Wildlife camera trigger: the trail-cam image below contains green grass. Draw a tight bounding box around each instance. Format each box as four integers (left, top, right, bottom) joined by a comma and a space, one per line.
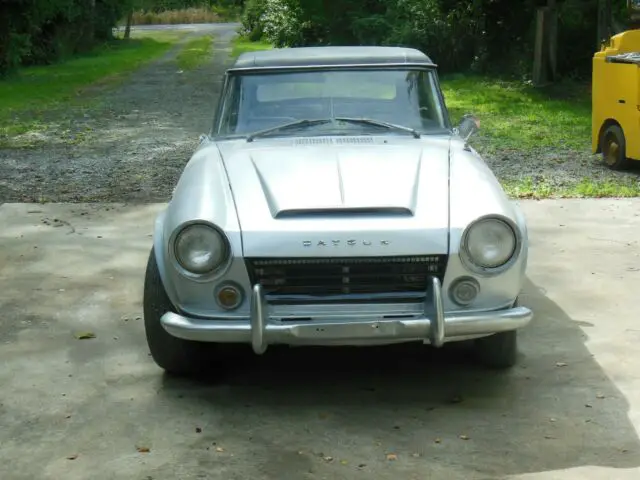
503, 177, 640, 199
0, 31, 183, 142
440, 74, 592, 153
176, 35, 214, 71
230, 36, 273, 58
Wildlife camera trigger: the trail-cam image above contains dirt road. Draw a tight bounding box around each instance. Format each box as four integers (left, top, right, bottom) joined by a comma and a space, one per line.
0, 23, 238, 203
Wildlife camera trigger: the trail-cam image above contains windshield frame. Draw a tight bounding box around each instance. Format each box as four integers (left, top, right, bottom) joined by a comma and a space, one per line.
210, 65, 454, 140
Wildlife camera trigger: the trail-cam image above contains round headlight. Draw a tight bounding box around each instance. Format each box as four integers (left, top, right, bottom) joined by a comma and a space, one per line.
463, 218, 517, 269
174, 224, 229, 274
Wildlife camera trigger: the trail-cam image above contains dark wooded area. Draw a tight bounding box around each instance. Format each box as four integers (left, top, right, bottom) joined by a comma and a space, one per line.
1, 0, 637, 79
241, 0, 635, 80
0, 0, 242, 75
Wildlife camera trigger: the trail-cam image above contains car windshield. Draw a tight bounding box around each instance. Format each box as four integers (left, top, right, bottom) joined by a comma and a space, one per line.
214, 68, 450, 138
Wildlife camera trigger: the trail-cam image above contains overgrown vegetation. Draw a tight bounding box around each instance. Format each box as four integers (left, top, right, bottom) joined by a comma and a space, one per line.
176, 35, 214, 70
128, 0, 243, 24
230, 35, 272, 58
504, 177, 640, 199
239, 0, 630, 80
0, 0, 241, 76
441, 75, 592, 152
0, 0, 129, 76
0, 31, 182, 142
131, 7, 221, 24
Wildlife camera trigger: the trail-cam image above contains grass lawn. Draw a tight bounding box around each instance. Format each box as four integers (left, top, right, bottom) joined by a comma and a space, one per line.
231, 36, 274, 58
440, 74, 592, 153
176, 35, 214, 71
0, 30, 185, 142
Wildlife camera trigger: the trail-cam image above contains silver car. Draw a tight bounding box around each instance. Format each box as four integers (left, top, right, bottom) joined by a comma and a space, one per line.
143, 45, 534, 376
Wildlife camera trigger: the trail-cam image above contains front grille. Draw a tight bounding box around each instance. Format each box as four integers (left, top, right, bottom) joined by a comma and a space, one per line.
245, 255, 448, 300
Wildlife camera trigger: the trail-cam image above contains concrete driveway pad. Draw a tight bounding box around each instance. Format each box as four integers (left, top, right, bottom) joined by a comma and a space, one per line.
1, 199, 640, 479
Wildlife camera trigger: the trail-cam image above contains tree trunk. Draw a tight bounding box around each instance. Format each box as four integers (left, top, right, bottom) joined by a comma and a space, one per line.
597, 0, 613, 48
124, 9, 134, 40
86, 0, 96, 45
532, 7, 549, 86
547, 0, 557, 82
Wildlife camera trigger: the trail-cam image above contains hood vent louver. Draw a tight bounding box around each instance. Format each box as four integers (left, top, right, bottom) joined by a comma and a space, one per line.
293, 137, 375, 146
335, 137, 374, 144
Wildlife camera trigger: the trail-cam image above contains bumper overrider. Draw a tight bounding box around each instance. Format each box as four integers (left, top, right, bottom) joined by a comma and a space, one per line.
160, 277, 533, 354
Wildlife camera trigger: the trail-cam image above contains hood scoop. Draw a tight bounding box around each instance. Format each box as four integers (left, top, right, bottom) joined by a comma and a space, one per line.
274, 206, 413, 219
250, 149, 422, 219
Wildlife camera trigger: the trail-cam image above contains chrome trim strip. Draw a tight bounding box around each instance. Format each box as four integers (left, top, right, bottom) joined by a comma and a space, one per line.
226, 63, 438, 73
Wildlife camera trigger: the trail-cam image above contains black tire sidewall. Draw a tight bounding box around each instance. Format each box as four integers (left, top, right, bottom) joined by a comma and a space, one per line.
601, 124, 628, 169
143, 247, 210, 375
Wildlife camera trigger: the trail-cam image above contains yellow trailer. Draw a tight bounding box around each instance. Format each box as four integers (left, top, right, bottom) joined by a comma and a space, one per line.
592, 29, 640, 170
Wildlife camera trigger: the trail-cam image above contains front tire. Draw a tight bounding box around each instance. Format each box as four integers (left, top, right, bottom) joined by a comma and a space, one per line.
143, 247, 211, 376
600, 124, 630, 171
473, 298, 521, 369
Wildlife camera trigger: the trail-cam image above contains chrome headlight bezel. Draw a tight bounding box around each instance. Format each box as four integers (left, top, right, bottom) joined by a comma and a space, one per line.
170, 221, 231, 280
459, 215, 521, 277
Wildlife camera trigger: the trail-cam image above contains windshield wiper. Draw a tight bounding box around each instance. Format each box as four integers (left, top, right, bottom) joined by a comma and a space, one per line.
246, 119, 332, 142
245, 116, 421, 142
332, 117, 421, 138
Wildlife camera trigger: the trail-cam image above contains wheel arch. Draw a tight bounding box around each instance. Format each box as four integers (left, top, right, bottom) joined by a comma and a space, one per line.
150, 209, 181, 312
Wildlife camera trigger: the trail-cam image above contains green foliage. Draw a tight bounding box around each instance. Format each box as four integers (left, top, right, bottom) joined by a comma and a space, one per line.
240, 0, 631, 79
0, 0, 244, 74
176, 35, 213, 70
440, 74, 591, 152
230, 35, 272, 57
0, 0, 130, 76
241, 0, 269, 41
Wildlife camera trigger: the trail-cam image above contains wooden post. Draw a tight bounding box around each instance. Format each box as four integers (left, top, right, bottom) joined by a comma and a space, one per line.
532, 7, 549, 86
547, 0, 557, 82
124, 9, 134, 39
597, 0, 613, 48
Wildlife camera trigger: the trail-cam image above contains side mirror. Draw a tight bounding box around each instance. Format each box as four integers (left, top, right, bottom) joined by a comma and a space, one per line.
456, 114, 481, 141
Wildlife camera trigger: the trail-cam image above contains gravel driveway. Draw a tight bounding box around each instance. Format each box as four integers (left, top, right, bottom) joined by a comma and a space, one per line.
0, 23, 239, 203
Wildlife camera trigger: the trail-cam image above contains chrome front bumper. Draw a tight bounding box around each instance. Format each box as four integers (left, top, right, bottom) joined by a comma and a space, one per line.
160, 277, 534, 355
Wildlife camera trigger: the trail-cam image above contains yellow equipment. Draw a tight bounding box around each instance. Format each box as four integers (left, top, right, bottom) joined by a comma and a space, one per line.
592, 29, 640, 170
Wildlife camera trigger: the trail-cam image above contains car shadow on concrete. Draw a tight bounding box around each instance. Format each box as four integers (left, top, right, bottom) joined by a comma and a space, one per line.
159, 277, 640, 477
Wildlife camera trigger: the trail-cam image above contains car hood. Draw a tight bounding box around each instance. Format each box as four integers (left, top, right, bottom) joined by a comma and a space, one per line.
219, 137, 451, 257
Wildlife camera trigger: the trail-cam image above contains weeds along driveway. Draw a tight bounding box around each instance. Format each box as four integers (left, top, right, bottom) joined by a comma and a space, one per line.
0, 23, 239, 203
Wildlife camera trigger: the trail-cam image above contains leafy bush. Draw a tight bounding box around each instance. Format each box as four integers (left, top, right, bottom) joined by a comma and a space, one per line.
241, 0, 268, 41
0, 0, 130, 76
261, 0, 305, 47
